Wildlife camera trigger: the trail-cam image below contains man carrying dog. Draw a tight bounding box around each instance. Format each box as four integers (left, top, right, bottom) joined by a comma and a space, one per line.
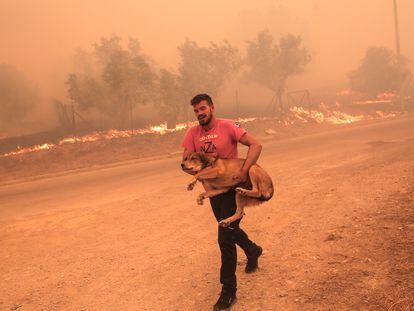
181, 94, 263, 310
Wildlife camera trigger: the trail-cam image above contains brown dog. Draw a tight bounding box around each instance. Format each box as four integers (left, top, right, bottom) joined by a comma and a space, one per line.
181, 152, 274, 227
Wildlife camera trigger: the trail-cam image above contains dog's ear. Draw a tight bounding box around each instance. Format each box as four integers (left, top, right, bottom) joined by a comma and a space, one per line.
199, 152, 212, 167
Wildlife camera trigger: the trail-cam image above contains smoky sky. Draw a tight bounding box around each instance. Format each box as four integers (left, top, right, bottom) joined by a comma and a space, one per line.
0, 0, 413, 100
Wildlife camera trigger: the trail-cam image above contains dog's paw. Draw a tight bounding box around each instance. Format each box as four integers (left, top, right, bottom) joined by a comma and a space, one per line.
197, 194, 205, 205
235, 187, 248, 196
219, 218, 232, 227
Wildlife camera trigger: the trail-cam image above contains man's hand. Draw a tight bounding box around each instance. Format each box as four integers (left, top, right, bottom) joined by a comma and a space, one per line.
232, 168, 249, 183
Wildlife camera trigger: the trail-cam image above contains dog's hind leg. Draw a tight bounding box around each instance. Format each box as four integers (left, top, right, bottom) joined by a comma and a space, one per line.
219, 192, 246, 227
235, 167, 261, 198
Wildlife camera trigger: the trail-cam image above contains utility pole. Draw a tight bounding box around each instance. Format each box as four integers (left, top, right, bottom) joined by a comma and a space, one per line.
130, 102, 134, 135
235, 90, 239, 119
71, 102, 76, 142
393, 0, 405, 110
393, 0, 401, 55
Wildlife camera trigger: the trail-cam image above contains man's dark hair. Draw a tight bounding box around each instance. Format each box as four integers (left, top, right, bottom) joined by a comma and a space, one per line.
190, 94, 214, 106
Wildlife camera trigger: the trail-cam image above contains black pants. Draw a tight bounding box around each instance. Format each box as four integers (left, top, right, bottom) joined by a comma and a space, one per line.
209, 189, 256, 294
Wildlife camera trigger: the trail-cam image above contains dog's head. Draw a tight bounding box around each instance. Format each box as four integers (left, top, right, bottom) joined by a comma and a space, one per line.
181, 152, 215, 175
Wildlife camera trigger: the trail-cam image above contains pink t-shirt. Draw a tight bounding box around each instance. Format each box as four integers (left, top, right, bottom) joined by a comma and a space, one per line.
181, 118, 246, 159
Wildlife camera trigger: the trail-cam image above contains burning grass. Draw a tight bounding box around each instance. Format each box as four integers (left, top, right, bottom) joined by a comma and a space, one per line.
1, 107, 400, 158
0, 106, 403, 184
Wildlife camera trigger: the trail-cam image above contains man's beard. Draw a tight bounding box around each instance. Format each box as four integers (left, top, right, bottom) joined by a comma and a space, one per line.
198, 114, 212, 126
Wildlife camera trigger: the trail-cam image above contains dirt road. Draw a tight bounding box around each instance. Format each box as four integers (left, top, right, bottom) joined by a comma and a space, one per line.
1, 115, 413, 310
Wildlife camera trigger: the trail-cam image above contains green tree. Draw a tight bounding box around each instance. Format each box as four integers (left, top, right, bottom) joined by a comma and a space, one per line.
65, 74, 110, 112
157, 69, 185, 129
349, 46, 411, 96
93, 35, 123, 66
102, 49, 155, 124
243, 30, 311, 117
178, 39, 241, 99
66, 35, 156, 127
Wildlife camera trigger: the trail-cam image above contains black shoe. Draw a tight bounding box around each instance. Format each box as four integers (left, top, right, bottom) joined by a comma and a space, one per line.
245, 244, 263, 273
213, 290, 237, 310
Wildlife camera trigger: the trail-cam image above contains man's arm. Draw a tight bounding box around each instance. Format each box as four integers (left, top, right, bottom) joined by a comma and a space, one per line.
233, 133, 262, 182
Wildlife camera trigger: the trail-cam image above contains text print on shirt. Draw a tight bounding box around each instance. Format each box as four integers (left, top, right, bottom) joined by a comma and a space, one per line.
200, 140, 217, 155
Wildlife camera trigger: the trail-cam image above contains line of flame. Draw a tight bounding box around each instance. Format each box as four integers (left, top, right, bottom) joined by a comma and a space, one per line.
290, 107, 366, 124
1, 109, 399, 158
4, 143, 55, 157
1, 118, 254, 157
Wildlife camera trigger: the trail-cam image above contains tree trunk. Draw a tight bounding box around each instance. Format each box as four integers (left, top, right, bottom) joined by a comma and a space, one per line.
277, 91, 284, 119
276, 78, 286, 120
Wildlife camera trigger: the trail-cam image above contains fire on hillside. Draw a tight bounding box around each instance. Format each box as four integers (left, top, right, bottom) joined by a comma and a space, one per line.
1, 106, 400, 158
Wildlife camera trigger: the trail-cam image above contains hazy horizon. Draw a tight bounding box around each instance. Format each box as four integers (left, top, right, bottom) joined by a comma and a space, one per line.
0, 0, 413, 135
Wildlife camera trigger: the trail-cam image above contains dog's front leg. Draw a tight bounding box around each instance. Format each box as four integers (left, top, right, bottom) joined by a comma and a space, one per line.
197, 188, 230, 205
194, 167, 220, 180
189, 167, 220, 191
197, 193, 206, 205
187, 178, 197, 191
